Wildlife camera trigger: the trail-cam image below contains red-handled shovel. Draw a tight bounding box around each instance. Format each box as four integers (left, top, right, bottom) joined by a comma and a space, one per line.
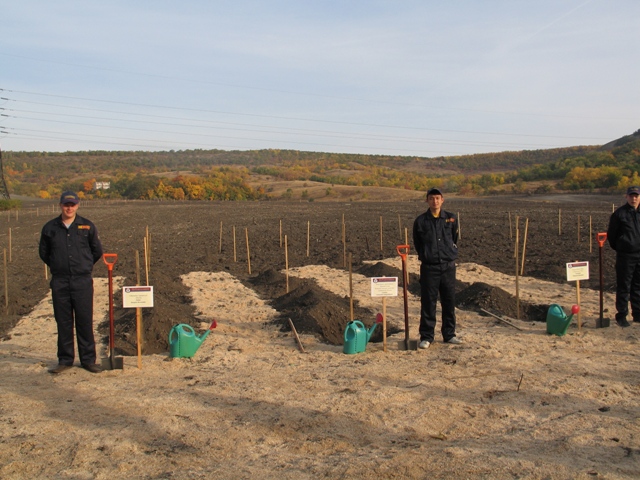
396, 245, 417, 350
596, 233, 610, 328
101, 254, 124, 370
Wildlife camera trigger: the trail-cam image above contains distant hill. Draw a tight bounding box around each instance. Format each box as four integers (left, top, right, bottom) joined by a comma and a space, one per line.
2, 130, 639, 200
601, 129, 640, 151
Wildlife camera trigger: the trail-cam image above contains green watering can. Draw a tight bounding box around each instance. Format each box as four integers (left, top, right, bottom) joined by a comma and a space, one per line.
546, 304, 579, 336
343, 314, 383, 354
169, 320, 217, 358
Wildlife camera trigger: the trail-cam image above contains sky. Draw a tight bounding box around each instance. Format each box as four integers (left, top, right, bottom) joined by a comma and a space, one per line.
1, 0, 639, 157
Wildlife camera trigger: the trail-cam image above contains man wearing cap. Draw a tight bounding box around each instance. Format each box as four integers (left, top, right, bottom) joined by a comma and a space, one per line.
607, 186, 640, 327
413, 187, 461, 348
39, 191, 104, 373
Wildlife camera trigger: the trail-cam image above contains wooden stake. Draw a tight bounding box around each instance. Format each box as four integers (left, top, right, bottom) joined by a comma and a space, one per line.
288, 318, 305, 353
576, 279, 581, 331
145, 226, 150, 271
3, 249, 7, 311
233, 226, 237, 262
135, 250, 142, 370
285, 235, 289, 293
379, 216, 383, 251
480, 308, 523, 331
558, 208, 562, 235
458, 212, 461, 240
349, 253, 354, 322
520, 218, 529, 276
513, 216, 519, 258
515, 217, 520, 320
44, 263, 48, 280
8, 228, 11, 263
136, 250, 141, 285
306, 221, 310, 257
589, 216, 593, 253
342, 220, 346, 269
245, 228, 251, 275
382, 297, 387, 353
404, 227, 408, 247
219, 221, 223, 254
279, 219, 282, 248
143, 237, 150, 286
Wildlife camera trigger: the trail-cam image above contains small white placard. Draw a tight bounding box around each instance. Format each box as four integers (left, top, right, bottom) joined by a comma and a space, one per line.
122, 286, 154, 308
566, 262, 589, 282
371, 277, 398, 297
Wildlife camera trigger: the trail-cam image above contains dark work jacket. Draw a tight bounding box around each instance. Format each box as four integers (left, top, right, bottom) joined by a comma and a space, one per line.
607, 203, 640, 254
413, 209, 459, 265
39, 214, 103, 277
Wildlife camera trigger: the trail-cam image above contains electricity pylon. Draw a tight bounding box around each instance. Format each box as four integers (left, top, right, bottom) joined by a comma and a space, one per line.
0, 143, 10, 200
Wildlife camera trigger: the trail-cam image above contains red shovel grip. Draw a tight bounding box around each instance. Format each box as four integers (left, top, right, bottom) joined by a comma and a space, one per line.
396, 244, 410, 260
596, 232, 607, 248
102, 253, 118, 271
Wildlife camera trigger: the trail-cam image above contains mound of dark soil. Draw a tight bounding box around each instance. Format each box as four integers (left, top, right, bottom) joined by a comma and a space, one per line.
248, 268, 400, 345
99, 270, 196, 355
456, 282, 548, 322
357, 261, 401, 278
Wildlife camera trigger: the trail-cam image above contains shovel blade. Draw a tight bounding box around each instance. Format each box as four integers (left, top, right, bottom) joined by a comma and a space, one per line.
101, 356, 124, 370
397, 339, 419, 351
596, 317, 610, 328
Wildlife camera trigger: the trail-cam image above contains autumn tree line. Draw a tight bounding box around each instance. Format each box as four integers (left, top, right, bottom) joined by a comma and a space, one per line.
2, 130, 639, 201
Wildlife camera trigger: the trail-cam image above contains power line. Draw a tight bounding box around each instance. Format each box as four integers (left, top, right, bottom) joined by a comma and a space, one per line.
1, 88, 612, 141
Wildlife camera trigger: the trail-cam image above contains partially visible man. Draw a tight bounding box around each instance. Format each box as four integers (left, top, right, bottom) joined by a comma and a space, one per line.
413, 187, 461, 349
607, 186, 640, 327
39, 191, 104, 373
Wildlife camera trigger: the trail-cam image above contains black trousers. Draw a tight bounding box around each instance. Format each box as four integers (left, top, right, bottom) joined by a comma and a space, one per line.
615, 253, 640, 321
419, 261, 456, 342
50, 275, 96, 365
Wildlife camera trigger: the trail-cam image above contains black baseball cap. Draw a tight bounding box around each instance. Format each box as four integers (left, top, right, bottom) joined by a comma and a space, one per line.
627, 186, 640, 195
59, 191, 80, 205
426, 187, 443, 197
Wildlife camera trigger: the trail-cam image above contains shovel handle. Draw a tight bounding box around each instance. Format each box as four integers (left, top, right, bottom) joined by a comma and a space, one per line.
396, 244, 410, 260
103, 253, 118, 271
596, 232, 607, 248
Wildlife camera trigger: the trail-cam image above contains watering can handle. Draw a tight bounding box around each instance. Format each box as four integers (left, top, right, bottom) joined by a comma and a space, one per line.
103, 253, 118, 271
596, 232, 607, 248
396, 244, 410, 260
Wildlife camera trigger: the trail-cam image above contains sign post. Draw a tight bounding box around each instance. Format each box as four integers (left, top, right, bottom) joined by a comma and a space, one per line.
566, 261, 589, 330
371, 277, 398, 352
123, 285, 154, 369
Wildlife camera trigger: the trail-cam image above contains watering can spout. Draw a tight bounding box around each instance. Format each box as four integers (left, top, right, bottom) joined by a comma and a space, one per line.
195, 319, 217, 346
366, 314, 383, 342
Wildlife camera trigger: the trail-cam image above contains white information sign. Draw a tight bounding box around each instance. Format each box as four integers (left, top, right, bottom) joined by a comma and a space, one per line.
371, 277, 398, 297
566, 262, 589, 282
122, 286, 154, 308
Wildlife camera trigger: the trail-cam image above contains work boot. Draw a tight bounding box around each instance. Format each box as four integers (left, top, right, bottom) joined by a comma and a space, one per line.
82, 363, 103, 374
49, 364, 73, 374
445, 337, 463, 345
617, 318, 631, 328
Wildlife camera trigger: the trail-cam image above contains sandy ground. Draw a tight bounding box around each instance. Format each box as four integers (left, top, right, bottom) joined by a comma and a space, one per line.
1, 257, 639, 479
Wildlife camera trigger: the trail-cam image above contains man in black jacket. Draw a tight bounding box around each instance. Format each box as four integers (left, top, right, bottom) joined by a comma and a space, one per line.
413, 188, 461, 349
39, 191, 104, 373
607, 186, 640, 327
